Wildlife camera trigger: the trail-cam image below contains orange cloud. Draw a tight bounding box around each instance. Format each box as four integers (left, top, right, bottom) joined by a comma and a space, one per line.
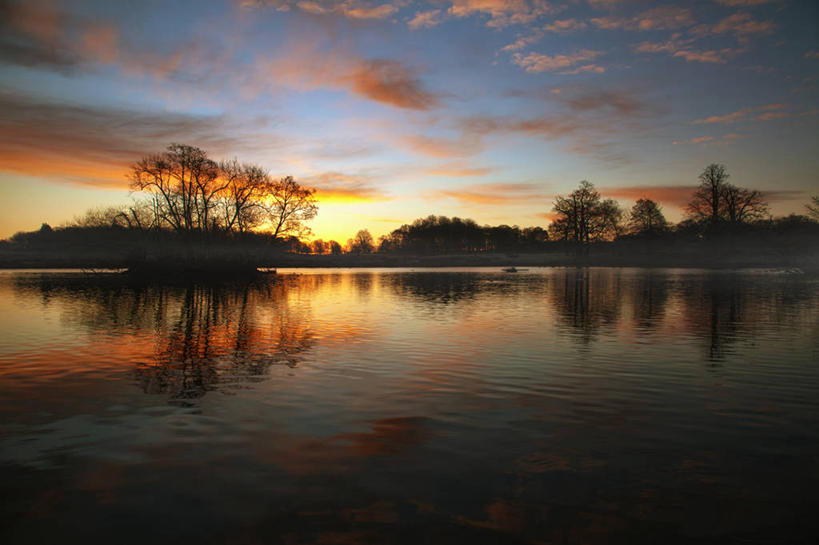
2, 0, 62, 45
243, 0, 399, 20
710, 12, 776, 37
447, 0, 559, 28
634, 38, 737, 64
536, 211, 559, 222
0, 93, 284, 188
543, 18, 587, 33
346, 60, 440, 110
301, 171, 390, 203
423, 164, 493, 177
601, 185, 700, 208
431, 182, 547, 205
407, 9, 443, 29
756, 111, 789, 121
512, 49, 601, 73
500, 32, 543, 52
79, 24, 119, 63
692, 103, 786, 124
716, 0, 776, 5
260, 50, 440, 110
591, 6, 693, 31
403, 134, 482, 158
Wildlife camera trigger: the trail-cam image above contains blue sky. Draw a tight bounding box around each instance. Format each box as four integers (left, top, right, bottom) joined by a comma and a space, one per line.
1, 0, 817, 241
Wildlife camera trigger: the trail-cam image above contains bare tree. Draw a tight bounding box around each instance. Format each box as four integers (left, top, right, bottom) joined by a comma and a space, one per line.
687, 163, 729, 223
266, 176, 318, 239
130, 144, 223, 232
548, 181, 622, 243
347, 229, 374, 254
130, 145, 319, 238
628, 198, 668, 234
219, 160, 270, 233
720, 184, 768, 223
806, 195, 819, 221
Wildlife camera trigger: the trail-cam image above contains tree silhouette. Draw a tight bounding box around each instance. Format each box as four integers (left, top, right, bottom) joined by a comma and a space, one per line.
328, 240, 343, 255
310, 239, 327, 255
628, 198, 667, 235
806, 196, 819, 221
268, 176, 318, 239
347, 229, 374, 254
686, 164, 768, 225
687, 163, 729, 224
130, 144, 223, 232
218, 160, 271, 233
549, 181, 622, 243
128, 144, 317, 238
720, 184, 768, 223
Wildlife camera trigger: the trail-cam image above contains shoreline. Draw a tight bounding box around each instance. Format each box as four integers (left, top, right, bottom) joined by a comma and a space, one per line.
1, 251, 816, 272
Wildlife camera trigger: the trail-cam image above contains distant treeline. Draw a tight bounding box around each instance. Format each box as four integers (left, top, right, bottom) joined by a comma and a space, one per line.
339, 164, 819, 256
2, 160, 819, 268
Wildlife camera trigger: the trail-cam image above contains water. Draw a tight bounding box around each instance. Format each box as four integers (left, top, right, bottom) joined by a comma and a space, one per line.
1, 268, 817, 544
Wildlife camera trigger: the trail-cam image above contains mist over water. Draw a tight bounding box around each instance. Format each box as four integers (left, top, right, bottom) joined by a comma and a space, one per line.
1, 268, 818, 544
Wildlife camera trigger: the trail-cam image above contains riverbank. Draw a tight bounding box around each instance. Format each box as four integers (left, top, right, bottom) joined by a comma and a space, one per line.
2, 248, 817, 271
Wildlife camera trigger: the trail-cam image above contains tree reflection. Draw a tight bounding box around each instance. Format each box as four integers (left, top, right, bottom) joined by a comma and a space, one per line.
15, 275, 315, 404
631, 273, 670, 330
548, 269, 624, 344
387, 273, 486, 305
678, 273, 816, 363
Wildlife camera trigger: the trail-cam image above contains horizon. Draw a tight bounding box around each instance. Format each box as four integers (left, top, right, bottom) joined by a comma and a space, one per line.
1, 0, 818, 242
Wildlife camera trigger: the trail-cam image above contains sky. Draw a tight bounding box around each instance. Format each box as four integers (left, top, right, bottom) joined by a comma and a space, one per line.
0, 0, 817, 242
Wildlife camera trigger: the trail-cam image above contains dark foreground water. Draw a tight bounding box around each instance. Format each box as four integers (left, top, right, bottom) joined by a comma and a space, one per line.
1, 268, 818, 544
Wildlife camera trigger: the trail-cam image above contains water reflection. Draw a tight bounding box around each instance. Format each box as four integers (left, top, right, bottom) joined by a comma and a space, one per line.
548, 268, 625, 344
11, 274, 314, 404
1, 269, 818, 544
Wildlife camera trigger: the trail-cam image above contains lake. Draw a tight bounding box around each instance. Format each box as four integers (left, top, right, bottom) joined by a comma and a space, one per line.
1, 268, 817, 544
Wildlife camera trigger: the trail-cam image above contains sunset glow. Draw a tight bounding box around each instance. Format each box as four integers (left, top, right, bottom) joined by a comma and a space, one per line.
1, 0, 817, 241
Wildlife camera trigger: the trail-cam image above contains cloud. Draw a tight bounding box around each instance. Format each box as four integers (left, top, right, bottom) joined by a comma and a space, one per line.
634, 37, 737, 64
447, 0, 559, 28
301, 171, 389, 202
671, 136, 713, 145
402, 134, 482, 158
601, 185, 700, 208
760, 189, 807, 202
671, 49, 734, 63
243, 0, 400, 20
423, 163, 493, 177
500, 32, 544, 52
346, 59, 439, 110
591, 6, 694, 31
452, 87, 664, 163
512, 49, 602, 73
692, 103, 785, 124
0, 93, 282, 189
536, 211, 559, 222
543, 18, 587, 33
559, 89, 664, 117
407, 9, 443, 29
0, 1, 122, 71
715, 0, 777, 7
259, 50, 440, 110
431, 182, 547, 205
709, 12, 776, 37
756, 111, 788, 121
